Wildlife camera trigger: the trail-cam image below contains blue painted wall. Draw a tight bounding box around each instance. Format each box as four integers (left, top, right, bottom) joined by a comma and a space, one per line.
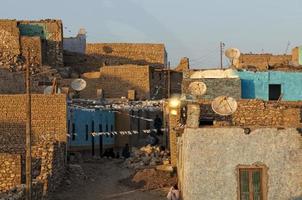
68, 108, 115, 147
237, 70, 302, 101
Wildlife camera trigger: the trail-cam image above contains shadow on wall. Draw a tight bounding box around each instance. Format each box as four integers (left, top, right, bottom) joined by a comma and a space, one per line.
76, 73, 153, 100
63, 50, 164, 75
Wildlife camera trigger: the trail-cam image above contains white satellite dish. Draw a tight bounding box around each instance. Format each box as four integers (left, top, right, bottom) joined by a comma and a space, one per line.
225, 48, 240, 59
71, 79, 87, 91
211, 96, 238, 116
225, 48, 241, 68
44, 86, 61, 95
188, 81, 207, 96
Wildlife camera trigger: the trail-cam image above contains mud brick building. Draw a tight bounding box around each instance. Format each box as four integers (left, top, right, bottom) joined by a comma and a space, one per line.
0, 94, 67, 198
62, 64, 182, 100
0, 19, 63, 69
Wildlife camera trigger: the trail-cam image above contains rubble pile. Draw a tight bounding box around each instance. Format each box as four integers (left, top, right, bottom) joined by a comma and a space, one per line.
62, 164, 87, 186
124, 145, 170, 169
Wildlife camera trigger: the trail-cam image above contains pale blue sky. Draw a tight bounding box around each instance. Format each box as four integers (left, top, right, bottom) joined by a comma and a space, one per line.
1, 0, 302, 67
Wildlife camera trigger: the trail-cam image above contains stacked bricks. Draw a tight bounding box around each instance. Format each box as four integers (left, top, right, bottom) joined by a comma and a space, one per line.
0, 154, 21, 192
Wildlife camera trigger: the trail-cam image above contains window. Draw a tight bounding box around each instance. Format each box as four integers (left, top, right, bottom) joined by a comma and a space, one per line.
85, 124, 89, 141
72, 123, 76, 141
106, 124, 109, 138
238, 166, 266, 200
269, 84, 281, 100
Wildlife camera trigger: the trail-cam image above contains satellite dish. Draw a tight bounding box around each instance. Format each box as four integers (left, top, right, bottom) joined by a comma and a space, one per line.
188, 81, 207, 96
225, 48, 241, 68
211, 96, 238, 116
225, 48, 241, 59
71, 79, 87, 91
44, 86, 61, 95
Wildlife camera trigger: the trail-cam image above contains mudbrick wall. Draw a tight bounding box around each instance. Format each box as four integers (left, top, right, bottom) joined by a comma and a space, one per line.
85, 43, 167, 67
0, 154, 21, 192
238, 53, 292, 70
0, 94, 67, 195
179, 128, 302, 200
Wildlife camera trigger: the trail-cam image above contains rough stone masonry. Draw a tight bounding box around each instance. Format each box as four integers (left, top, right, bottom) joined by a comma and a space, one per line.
0, 94, 67, 196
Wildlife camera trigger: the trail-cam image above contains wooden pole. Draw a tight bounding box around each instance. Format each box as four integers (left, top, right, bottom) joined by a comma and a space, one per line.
220, 42, 223, 69
25, 49, 32, 200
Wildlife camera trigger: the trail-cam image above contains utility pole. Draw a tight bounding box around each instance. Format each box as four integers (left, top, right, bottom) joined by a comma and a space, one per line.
167, 62, 171, 98
25, 49, 32, 200
220, 42, 225, 69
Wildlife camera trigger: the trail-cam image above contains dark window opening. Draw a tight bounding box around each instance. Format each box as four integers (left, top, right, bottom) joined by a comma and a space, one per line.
199, 118, 214, 126
106, 124, 109, 138
72, 123, 76, 141
239, 168, 263, 200
269, 84, 281, 100
85, 124, 89, 141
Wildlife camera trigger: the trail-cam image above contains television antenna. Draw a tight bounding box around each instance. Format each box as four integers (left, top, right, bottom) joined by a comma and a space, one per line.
225, 48, 241, 68
211, 96, 238, 116
188, 81, 207, 96
71, 79, 87, 91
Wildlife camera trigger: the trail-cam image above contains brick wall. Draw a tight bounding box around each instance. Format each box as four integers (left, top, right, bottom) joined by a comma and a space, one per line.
0, 20, 20, 68
85, 43, 167, 68
0, 154, 21, 192
239, 54, 292, 70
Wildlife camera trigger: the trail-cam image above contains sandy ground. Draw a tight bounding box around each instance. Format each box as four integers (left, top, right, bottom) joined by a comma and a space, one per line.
49, 159, 168, 200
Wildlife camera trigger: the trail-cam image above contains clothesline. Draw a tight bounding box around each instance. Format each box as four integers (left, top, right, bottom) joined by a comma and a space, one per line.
67, 128, 167, 137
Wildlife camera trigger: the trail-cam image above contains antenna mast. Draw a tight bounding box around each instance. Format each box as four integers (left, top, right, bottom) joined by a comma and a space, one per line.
220, 42, 225, 69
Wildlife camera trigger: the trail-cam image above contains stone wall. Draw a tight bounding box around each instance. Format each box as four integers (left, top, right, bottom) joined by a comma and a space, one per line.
0, 94, 67, 195
198, 99, 302, 127
85, 43, 167, 68
18, 20, 64, 67
21, 36, 42, 67
0, 154, 21, 192
0, 20, 21, 68
63, 30, 86, 54
78, 65, 151, 100
182, 78, 241, 99
238, 53, 292, 70
179, 128, 302, 200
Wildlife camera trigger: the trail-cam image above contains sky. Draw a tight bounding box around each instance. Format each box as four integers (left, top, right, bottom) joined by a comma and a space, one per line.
1, 0, 302, 68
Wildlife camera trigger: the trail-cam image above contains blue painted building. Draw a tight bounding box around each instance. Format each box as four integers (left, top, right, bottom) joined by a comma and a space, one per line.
237, 70, 302, 101
68, 107, 115, 155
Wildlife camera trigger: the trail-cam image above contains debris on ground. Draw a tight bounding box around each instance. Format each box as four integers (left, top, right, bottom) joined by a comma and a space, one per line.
120, 168, 177, 190
124, 145, 171, 169
61, 164, 88, 186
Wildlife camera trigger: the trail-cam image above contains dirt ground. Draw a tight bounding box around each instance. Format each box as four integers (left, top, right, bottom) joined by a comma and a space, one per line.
49, 159, 168, 200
